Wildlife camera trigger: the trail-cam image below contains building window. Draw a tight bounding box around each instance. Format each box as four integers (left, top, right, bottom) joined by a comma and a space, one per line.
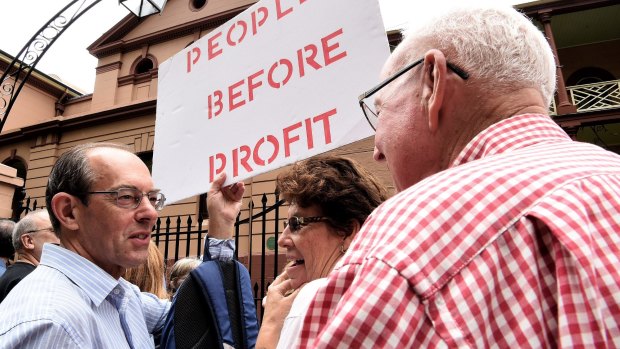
118, 55, 159, 87
190, 0, 207, 11
135, 57, 154, 74
138, 151, 153, 173
566, 67, 615, 86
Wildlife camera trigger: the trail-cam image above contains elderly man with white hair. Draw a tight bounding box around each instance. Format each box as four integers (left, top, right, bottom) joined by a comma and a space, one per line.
257, 4, 620, 348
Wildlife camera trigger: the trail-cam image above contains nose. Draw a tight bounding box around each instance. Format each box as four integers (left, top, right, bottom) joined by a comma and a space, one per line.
135, 196, 159, 226
278, 226, 292, 248
373, 146, 385, 162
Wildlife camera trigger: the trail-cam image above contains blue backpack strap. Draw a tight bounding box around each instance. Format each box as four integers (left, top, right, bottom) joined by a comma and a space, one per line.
235, 261, 259, 348
160, 294, 177, 348
203, 235, 258, 348
192, 261, 235, 346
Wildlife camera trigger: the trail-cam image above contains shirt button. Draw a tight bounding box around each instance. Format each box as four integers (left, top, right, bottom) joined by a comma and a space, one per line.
113, 289, 120, 295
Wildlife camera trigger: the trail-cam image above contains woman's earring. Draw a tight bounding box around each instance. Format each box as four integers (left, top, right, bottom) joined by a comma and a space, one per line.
340, 241, 347, 254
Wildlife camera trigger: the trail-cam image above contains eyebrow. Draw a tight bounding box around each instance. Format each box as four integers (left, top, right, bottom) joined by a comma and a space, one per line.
108, 185, 161, 192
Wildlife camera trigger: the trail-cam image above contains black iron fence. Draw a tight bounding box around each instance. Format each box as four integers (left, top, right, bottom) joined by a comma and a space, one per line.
17, 191, 286, 319
13, 194, 38, 221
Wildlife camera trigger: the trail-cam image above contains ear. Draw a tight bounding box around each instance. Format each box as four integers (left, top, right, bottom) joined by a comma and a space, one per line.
342, 220, 362, 248
51, 193, 81, 231
21, 233, 35, 250
421, 50, 448, 133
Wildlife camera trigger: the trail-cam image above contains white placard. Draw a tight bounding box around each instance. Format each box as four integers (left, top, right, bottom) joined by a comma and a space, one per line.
154, 0, 390, 204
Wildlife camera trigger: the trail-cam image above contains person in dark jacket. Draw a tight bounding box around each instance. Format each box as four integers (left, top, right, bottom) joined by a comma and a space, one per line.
0, 209, 58, 303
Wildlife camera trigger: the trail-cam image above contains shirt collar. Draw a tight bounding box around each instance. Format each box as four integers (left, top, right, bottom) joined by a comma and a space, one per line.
451, 114, 571, 167
40, 243, 120, 307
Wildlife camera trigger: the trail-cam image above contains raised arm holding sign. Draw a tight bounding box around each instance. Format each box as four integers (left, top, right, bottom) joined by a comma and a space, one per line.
154, 0, 390, 204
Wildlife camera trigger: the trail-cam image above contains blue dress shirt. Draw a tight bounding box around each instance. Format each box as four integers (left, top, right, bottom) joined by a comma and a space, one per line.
0, 244, 171, 349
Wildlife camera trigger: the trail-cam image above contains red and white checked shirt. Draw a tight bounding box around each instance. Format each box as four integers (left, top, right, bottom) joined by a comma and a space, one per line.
298, 114, 620, 348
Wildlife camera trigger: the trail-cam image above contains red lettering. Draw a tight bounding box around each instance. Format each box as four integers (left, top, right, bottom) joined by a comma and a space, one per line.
251, 7, 269, 35
228, 79, 246, 111
322, 28, 347, 66
207, 107, 337, 181
304, 118, 314, 150
313, 108, 337, 144
233, 145, 252, 176
253, 135, 279, 166
227, 20, 248, 47
296, 48, 305, 78
209, 153, 226, 182
265, 135, 279, 164
208, 90, 223, 119
267, 59, 293, 88
248, 70, 264, 102
186, 47, 201, 73
208, 32, 223, 60
283, 122, 302, 157
275, 0, 293, 20
303, 44, 321, 69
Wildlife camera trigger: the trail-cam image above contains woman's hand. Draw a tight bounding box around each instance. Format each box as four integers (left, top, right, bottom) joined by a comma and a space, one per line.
256, 269, 303, 348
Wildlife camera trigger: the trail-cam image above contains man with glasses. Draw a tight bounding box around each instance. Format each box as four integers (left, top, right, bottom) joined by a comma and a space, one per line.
296, 4, 620, 348
0, 209, 59, 303
0, 143, 242, 348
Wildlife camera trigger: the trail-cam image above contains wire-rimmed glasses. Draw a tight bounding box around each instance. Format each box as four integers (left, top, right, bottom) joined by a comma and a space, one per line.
358, 57, 469, 130
88, 188, 166, 211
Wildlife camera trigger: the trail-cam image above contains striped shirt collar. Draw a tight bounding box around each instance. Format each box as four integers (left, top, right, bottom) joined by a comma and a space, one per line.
40, 243, 120, 307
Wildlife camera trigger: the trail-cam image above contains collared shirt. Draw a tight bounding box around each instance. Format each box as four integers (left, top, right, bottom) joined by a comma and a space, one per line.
0, 243, 170, 349
299, 114, 620, 348
207, 237, 235, 261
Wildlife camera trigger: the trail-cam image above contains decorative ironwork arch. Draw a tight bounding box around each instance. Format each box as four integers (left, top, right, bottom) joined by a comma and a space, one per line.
0, 0, 165, 133
0, 0, 103, 133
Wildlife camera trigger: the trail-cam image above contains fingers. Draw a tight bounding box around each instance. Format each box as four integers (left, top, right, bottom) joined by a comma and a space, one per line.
262, 282, 300, 307
211, 172, 245, 201
268, 275, 295, 297
271, 270, 290, 285
210, 172, 227, 193
223, 181, 245, 201
263, 277, 299, 311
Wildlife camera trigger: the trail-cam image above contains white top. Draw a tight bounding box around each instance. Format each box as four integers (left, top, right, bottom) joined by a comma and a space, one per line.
276, 278, 328, 349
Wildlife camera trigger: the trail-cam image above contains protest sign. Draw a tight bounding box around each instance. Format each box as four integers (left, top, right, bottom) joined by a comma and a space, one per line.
154, 0, 390, 204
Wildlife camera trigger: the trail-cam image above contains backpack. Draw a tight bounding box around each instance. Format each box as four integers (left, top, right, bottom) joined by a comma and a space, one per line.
160, 239, 259, 349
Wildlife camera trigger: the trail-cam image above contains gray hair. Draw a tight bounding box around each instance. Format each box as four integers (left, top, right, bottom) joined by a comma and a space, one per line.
393, 4, 556, 108
12, 209, 49, 251
45, 142, 132, 233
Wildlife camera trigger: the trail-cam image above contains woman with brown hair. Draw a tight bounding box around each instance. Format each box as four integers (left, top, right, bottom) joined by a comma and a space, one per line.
257, 155, 389, 348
